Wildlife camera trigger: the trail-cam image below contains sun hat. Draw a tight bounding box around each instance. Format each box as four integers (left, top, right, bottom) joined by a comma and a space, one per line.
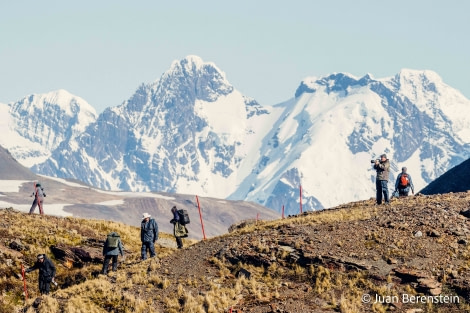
142, 213, 151, 219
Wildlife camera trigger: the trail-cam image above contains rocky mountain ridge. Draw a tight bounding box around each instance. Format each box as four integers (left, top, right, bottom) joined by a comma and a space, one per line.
1, 56, 470, 215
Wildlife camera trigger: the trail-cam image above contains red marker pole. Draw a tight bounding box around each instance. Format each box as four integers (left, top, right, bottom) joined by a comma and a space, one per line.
196, 196, 207, 240
299, 185, 303, 214
282, 205, 285, 219
21, 264, 28, 300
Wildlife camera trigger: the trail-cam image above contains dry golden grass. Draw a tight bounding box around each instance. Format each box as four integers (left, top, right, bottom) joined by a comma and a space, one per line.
0, 208, 179, 312
229, 204, 380, 237
3, 193, 470, 312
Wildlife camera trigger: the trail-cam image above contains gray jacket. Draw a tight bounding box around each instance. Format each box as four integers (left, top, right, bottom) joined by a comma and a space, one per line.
141, 218, 159, 243
374, 159, 390, 181
103, 232, 124, 256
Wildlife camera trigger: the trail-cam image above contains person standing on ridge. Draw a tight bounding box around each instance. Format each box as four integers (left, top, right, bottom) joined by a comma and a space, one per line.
373, 154, 390, 205
395, 167, 415, 197
29, 182, 46, 215
170, 206, 188, 249
140, 213, 159, 260
24, 254, 56, 295
101, 232, 125, 274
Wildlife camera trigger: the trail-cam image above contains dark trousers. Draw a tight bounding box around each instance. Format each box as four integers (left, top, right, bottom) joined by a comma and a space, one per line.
175, 236, 183, 249
376, 180, 389, 204
39, 277, 52, 294
398, 188, 409, 197
102, 255, 118, 274
141, 241, 156, 260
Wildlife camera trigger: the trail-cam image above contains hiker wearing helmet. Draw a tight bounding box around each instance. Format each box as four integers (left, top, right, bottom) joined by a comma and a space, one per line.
29, 183, 46, 215
395, 167, 415, 197
373, 154, 391, 205
140, 213, 159, 260
24, 254, 56, 295
101, 232, 125, 274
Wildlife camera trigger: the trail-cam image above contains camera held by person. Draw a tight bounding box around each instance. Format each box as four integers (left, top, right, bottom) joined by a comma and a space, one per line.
371, 159, 380, 163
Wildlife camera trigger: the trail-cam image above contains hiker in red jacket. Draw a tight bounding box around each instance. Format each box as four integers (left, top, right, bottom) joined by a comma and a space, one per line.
395, 167, 415, 197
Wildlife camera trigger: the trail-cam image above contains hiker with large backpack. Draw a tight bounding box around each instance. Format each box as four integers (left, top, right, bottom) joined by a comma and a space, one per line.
140, 213, 159, 260
101, 232, 124, 274
170, 206, 189, 249
29, 182, 46, 215
395, 167, 415, 197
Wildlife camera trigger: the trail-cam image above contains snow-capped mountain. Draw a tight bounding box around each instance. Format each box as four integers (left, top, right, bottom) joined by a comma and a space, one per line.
231, 71, 470, 214
0, 90, 97, 167
2, 57, 470, 215
33, 56, 275, 195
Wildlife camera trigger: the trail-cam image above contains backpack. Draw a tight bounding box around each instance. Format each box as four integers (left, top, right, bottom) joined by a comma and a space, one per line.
399, 173, 409, 188
107, 234, 120, 248
177, 209, 190, 225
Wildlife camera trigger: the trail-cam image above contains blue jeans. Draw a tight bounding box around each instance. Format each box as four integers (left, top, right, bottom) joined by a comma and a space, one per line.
376, 180, 389, 204
141, 241, 156, 260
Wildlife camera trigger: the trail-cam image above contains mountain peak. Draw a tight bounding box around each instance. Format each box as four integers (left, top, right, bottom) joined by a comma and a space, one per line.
156, 56, 233, 102
13, 89, 97, 118
395, 69, 443, 88
167, 55, 226, 78
295, 72, 361, 98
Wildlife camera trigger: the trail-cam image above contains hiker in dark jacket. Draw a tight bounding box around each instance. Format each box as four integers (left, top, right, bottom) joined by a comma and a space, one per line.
140, 213, 159, 260
29, 183, 46, 215
395, 167, 415, 197
101, 232, 125, 274
373, 154, 391, 205
25, 254, 56, 295
170, 206, 188, 249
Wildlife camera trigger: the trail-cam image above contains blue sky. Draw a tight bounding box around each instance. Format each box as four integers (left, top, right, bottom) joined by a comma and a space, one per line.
1, 1, 469, 113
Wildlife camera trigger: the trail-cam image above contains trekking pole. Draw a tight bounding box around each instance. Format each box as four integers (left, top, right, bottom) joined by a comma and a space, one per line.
21, 264, 28, 300
195, 195, 207, 240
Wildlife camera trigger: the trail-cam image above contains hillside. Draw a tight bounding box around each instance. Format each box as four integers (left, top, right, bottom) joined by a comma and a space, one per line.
2, 192, 470, 312
0, 145, 280, 240
420, 158, 470, 195
0, 146, 36, 180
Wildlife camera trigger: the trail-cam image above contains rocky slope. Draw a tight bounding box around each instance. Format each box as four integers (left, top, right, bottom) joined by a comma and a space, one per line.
2, 191, 470, 312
